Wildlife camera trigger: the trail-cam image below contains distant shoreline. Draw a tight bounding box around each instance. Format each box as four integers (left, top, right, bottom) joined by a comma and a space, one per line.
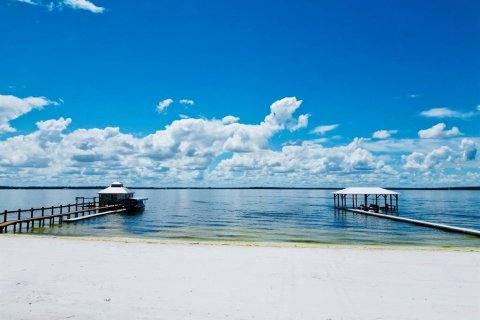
0, 186, 479, 190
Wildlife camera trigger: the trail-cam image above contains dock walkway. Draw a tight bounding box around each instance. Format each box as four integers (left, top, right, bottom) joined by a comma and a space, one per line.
348, 208, 480, 237
0, 203, 124, 233
64, 209, 126, 222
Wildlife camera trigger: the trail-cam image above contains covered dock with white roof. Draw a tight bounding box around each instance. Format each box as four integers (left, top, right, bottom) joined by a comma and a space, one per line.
98, 181, 134, 205
333, 187, 399, 212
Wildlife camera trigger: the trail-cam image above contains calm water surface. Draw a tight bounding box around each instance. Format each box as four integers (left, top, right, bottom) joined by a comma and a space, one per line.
1, 189, 479, 247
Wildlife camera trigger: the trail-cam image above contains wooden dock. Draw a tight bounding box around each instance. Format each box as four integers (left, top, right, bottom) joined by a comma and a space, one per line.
347, 208, 480, 237
0, 202, 124, 233
64, 209, 126, 222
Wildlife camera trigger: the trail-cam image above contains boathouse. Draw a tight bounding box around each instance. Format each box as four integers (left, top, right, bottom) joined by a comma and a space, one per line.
333, 187, 399, 212
98, 181, 134, 205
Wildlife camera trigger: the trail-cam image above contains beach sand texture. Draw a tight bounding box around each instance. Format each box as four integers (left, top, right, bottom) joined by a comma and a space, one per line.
1, 236, 479, 320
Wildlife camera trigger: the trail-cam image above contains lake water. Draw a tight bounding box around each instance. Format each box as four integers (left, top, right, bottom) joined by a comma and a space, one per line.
1, 189, 479, 247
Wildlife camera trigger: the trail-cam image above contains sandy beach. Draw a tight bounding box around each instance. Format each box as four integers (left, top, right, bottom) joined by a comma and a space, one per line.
1, 236, 479, 320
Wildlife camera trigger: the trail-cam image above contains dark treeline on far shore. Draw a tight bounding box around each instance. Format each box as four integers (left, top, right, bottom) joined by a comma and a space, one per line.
0, 186, 479, 190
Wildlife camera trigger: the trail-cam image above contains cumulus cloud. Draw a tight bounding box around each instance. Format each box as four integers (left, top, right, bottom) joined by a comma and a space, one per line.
373, 130, 397, 139
403, 146, 454, 171
156, 98, 174, 112
215, 138, 386, 181
36, 117, 72, 132
311, 124, 339, 135
460, 139, 477, 161
263, 97, 309, 132
0, 97, 313, 184
1, 95, 478, 187
420, 107, 478, 119
290, 114, 309, 131
222, 116, 239, 124
0, 94, 59, 133
14, 0, 105, 13
179, 99, 194, 106
418, 123, 462, 139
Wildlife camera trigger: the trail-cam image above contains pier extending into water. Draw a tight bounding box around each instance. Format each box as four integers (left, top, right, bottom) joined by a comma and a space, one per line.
0, 200, 124, 233
332, 187, 480, 237
347, 208, 480, 237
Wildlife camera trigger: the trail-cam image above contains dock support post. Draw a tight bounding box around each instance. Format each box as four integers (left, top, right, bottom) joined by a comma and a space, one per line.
29, 208, 33, 230
3, 210, 6, 223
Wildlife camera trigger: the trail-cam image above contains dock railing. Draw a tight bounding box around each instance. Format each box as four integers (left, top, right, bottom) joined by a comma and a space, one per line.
0, 202, 123, 233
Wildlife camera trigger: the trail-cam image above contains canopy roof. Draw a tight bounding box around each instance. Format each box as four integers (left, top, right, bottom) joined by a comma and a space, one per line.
98, 181, 134, 195
333, 187, 399, 195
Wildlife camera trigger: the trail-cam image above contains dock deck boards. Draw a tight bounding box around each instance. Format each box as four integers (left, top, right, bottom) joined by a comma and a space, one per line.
348, 209, 480, 237
64, 209, 126, 222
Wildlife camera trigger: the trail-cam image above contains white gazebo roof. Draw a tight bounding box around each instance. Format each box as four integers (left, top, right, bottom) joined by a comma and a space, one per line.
98, 182, 134, 195
333, 187, 399, 195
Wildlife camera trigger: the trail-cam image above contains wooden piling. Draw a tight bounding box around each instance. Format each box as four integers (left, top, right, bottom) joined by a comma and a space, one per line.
0, 204, 124, 234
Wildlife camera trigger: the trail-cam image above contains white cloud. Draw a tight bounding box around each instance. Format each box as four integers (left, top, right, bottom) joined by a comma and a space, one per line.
215, 138, 387, 182
460, 139, 477, 161
15, 0, 38, 5
0, 97, 311, 184
156, 98, 174, 113
14, 0, 105, 13
289, 114, 309, 131
1, 95, 478, 187
63, 0, 104, 13
418, 123, 462, 139
408, 94, 420, 98
36, 117, 72, 131
311, 124, 339, 135
179, 99, 194, 106
420, 107, 477, 119
372, 130, 397, 139
222, 115, 239, 124
263, 97, 309, 132
0, 94, 59, 133
403, 146, 454, 171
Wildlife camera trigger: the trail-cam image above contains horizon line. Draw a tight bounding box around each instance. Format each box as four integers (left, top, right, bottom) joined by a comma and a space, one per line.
0, 186, 479, 191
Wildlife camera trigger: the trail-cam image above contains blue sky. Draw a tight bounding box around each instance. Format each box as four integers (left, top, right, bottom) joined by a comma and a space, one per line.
0, 0, 479, 186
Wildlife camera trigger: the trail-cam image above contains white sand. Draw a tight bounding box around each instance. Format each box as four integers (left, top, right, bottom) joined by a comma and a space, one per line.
1, 236, 479, 320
